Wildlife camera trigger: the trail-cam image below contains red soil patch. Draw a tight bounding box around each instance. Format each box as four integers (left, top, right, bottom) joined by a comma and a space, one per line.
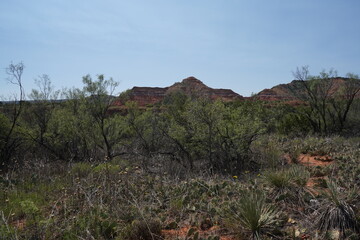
297, 154, 333, 167
284, 153, 334, 195
162, 226, 189, 238
306, 177, 326, 188
162, 225, 237, 240
284, 153, 334, 167
295, 154, 333, 193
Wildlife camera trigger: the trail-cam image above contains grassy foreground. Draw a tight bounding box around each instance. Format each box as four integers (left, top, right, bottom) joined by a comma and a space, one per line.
1, 136, 360, 240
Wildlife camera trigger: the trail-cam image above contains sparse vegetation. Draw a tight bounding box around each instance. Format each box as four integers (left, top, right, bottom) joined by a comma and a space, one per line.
1, 64, 360, 239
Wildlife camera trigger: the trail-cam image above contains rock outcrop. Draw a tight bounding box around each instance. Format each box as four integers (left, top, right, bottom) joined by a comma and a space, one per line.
125, 87, 169, 106
113, 76, 360, 108
113, 76, 243, 107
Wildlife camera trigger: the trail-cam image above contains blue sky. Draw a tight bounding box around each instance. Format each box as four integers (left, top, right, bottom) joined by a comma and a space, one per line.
1, 0, 359, 98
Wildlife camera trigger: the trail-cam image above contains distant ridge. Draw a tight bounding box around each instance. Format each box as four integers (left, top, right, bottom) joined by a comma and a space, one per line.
113, 76, 243, 106
254, 77, 360, 102
7, 76, 358, 107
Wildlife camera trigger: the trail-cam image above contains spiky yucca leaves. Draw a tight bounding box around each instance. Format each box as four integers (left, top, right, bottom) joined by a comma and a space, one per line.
263, 166, 312, 205
317, 180, 359, 239
263, 169, 291, 189
228, 190, 280, 240
264, 165, 310, 189
288, 165, 310, 188
263, 169, 293, 204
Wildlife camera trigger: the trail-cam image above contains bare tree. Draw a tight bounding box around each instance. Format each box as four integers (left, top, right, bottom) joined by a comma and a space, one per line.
0, 62, 25, 170
328, 73, 360, 131
26, 74, 60, 147
292, 66, 337, 133
291, 66, 360, 134
30, 74, 59, 101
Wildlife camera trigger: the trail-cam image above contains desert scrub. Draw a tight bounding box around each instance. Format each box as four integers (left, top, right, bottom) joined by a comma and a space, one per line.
63, 208, 119, 239
263, 169, 291, 189
251, 136, 284, 169
70, 162, 92, 178
287, 165, 310, 187
0, 168, 67, 238
185, 227, 220, 240
1, 197, 47, 239
0, 211, 18, 240
93, 162, 121, 174
332, 143, 360, 186
168, 179, 243, 212
70, 161, 122, 179
316, 180, 359, 238
120, 219, 162, 240
281, 136, 340, 159
110, 157, 133, 169
263, 166, 312, 206
2, 184, 48, 217
225, 190, 281, 240
263, 165, 310, 188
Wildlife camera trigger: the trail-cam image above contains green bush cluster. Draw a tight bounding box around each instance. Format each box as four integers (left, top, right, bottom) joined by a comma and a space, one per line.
1, 66, 360, 239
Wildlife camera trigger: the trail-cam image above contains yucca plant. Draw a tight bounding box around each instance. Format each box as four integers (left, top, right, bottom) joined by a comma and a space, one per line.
263, 170, 291, 189
263, 167, 312, 206
288, 165, 310, 188
317, 180, 359, 239
263, 169, 293, 202
264, 166, 310, 189
229, 190, 280, 240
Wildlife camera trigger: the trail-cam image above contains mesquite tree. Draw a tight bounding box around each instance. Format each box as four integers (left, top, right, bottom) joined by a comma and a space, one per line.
291, 66, 360, 134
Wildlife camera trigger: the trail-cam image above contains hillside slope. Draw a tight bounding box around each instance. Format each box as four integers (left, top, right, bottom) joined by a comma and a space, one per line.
254, 77, 360, 102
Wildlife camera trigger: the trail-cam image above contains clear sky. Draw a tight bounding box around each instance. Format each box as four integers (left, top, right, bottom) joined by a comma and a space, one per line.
1, 0, 359, 98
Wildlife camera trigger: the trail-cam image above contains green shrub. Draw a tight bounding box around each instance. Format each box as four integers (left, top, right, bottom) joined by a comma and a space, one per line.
111, 157, 131, 169
70, 162, 92, 178
65, 209, 119, 239
20, 199, 39, 216
93, 163, 120, 174
252, 138, 283, 169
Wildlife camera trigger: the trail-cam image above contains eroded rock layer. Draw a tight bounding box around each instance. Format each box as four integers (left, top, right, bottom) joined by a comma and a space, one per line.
114, 76, 243, 106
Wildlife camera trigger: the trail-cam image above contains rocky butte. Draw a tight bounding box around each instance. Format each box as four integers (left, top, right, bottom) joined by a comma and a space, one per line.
113, 76, 243, 107
112, 76, 360, 108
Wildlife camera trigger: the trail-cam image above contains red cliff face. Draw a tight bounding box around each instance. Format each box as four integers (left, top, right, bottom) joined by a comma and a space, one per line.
114, 77, 243, 106
255, 85, 296, 101
128, 87, 168, 106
